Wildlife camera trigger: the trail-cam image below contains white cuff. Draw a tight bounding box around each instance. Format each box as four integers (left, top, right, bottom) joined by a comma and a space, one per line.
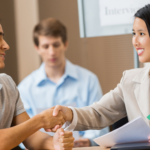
64, 106, 78, 131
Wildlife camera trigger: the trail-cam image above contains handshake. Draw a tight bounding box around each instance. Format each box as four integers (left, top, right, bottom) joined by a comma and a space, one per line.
39, 105, 72, 132
34, 105, 91, 149
37, 105, 74, 150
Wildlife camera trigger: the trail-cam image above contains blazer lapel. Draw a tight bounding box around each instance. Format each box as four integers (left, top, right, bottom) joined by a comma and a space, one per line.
133, 67, 150, 119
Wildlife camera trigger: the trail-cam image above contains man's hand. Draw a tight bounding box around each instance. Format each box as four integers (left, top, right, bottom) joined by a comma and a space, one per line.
53, 128, 74, 150
39, 108, 66, 130
74, 138, 91, 147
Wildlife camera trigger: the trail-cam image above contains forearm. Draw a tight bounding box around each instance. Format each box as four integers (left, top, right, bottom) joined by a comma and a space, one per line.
73, 106, 103, 130
74, 102, 126, 131
0, 114, 43, 150
65, 106, 102, 132
24, 131, 54, 150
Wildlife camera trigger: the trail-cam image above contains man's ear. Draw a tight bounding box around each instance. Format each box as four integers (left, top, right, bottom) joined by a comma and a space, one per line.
64, 41, 68, 51
34, 45, 40, 55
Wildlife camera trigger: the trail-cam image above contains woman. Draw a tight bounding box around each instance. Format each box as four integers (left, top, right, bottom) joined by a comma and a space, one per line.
52, 3, 150, 142
0, 24, 74, 149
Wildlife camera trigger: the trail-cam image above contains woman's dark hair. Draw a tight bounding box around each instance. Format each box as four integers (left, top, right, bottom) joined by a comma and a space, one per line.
134, 4, 150, 36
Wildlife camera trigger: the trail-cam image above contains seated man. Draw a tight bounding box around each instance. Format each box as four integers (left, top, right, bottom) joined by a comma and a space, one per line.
0, 22, 74, 150
18, 18, 109, 147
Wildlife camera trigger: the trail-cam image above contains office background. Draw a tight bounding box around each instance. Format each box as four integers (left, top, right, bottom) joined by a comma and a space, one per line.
0, 0, 143, 95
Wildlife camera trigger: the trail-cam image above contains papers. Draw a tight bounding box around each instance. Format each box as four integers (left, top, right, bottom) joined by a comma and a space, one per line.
93, 116, 150, 147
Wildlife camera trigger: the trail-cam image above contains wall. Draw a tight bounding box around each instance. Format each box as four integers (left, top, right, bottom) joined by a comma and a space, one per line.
0, 0, 18, 83
38, 0, 136, 94
0, 0, 142, 93
14, 0, 40, 82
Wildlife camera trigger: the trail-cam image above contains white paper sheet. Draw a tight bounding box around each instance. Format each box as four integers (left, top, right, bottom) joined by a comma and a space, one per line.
93, 116, 150, 147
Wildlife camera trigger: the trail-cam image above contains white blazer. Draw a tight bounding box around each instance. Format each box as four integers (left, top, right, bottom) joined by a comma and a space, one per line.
73, 66, 150, 131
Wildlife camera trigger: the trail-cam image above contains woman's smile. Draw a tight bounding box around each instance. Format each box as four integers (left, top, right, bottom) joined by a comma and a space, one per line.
137, 48, 144, 56
0, 53, 5, 60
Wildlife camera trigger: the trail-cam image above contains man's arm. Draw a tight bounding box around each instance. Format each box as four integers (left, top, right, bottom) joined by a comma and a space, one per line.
12, 112, 74, 150
12, 112, 54, 150
0, 108, 65, 150
0, 112, 44, 150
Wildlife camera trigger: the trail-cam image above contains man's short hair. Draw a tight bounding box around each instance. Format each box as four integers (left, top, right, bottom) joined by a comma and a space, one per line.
33, 18, 67, 46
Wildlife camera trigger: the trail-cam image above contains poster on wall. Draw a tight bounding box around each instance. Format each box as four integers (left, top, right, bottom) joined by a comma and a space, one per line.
99, 0, 150, 26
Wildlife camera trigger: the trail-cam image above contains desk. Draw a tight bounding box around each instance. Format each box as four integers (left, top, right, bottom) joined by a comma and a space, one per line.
73, 146, 110, 150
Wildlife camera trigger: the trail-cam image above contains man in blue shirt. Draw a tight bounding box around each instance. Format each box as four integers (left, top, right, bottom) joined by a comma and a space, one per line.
18, 18, 109, 147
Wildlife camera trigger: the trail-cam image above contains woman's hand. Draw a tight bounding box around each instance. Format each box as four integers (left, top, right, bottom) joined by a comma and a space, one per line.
47, 105, 73, 132
53, 128, 74, 150
40, 108, 66, 130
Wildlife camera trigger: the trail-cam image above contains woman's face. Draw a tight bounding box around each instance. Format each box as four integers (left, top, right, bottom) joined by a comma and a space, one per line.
132, 17, 150, 63
0, 24, 9, 69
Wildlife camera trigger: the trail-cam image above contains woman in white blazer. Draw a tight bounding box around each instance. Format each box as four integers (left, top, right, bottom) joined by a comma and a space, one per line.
52, 4, 150, 139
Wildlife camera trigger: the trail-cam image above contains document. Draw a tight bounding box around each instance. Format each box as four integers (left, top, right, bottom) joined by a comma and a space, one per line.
93, 116, 150, 147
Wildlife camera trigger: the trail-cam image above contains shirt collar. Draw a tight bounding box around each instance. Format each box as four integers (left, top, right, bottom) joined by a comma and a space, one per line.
35, 60, 78, 86
35, 63, 48, 86
64, 60, 78, 80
